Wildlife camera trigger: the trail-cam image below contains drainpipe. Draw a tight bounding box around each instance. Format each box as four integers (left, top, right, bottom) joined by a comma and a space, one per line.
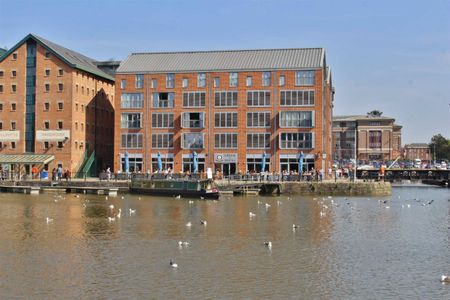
207, 73, 212, 168
145, 75, 149, 172
272, 71, 277, 173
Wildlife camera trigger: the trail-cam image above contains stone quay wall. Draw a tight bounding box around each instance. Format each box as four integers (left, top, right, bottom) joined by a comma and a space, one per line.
280, 181, 391, 196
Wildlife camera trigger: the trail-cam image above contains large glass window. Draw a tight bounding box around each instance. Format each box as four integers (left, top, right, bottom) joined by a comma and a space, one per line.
152, 155, 174, 171
247, 91, 271, 106
295, 70, 315, 86
182, 133, 204, 149
151, 133, 174, 148
229, 72, 238, 87
120, 79, 126, 89
213, 77, 220, 88
215, 133, 238, 148
279, 132, 313, 149
214, 112, 237, 128
183, 156, 205, 172
247, 112, 270, 128
121, 155, 143, 173
121, 93, 144, 108
197, 73, 206, 87
135, 75, 144, 88
151, 113, 174, 128
369, 131, 382, 149
279, 111, 314, 128
152, 92, 174, 108
121, 113, 142, 129
247, 157, 270, 172
246, 76, 252, 87
262, 72, 271, 86
182, 112, 205, 128
183, 92, 206, 107
214, 91, 237, 107
121, 133, 143, 148
166, 74, 175, 88
280, 90, 314, 106
247, 133, 271, 149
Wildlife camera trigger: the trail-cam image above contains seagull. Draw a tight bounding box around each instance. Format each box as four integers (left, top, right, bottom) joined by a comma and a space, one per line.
428, 200, 434, 205
292, 224, 299, 229
82, 203, 87, 208
116, 208, 122, 219
265, 203, 271, 209
109, 204, 114, 210
407, 204, 411, 208
277, 201, 282, 206
188, 200, 194, 204
320, 211, 325, 217
249, 212, 256, 218
178, 241, 189, 247
121, 196, 125, 200
200, 196, 205, 200
138, 197, 142, 200
108, 216, 115, 222
200, 220, 207, 226
441, 275, 450, 283
186, 222, 192, 227
287, 197, 292, 201
46, 217, 53, 223
129, 208, 136, 215
175, 195, 181, 199
54, 199, 58, 203
263, 241, 272, 249
257, 200, 262, 205
170, 259, 178, 268
74, 195, 80, 198
327, 196, 332, 199
105, 196, 108, 201
385, 206, 390, 209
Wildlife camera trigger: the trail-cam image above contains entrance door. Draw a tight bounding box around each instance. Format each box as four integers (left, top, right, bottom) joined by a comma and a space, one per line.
221, 163, 236, 176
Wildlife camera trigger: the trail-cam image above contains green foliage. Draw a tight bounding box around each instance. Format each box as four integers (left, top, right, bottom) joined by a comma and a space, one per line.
367, 110, 383, 117
429, 134, 450, 161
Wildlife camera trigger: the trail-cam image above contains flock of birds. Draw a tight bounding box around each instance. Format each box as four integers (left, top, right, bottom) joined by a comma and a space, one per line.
44, 192, 450, 282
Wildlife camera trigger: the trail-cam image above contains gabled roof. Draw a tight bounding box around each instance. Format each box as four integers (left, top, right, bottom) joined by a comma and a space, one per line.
0, 48, 6, 58
117, 48, 325, 73
0, 34, 114, 82
404, 143, 429, 148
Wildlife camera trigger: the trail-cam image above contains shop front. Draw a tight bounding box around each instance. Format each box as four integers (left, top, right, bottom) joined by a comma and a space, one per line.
214, 153, 237, 176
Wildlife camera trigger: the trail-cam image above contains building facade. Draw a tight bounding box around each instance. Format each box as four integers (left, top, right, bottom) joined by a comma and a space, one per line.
333, 114, 402, 162
114, 48, 334, 176
0, 34, 115, 176
403, 143, 431, 161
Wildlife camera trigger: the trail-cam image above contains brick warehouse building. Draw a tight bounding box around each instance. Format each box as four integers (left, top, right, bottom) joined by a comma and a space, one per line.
0, 34, 116, 177
114, 48, 334, 176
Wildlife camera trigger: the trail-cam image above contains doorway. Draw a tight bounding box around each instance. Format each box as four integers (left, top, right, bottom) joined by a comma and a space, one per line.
221, 163, 236, 176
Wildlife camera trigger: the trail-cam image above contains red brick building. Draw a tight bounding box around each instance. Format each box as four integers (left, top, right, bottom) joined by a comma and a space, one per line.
0, 34, 116, 177
403, 143, 431, 161
114, 48, 334, 176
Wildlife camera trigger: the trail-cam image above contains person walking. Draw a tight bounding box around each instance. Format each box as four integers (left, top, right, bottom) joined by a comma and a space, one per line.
57, 166, 63, 181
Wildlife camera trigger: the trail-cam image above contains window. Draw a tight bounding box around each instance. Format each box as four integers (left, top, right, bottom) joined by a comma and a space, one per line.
58, 69, 64, 76
11, 142, 16, 149
166, 74, 175, 88
369, 131, 382, 149
11, 84, 16, 93
182, 112, 205, 128
247, 156, 270, 172
279, 132, 313, 149
121, 113, 142, 129
215, 133, 238, 149
44, 142, 50, 149
121, 79, 126, 89
45, 69, 50, 77
246, 76, 253, 87
183, 92, 205, 107
151, 79, 157, 89
214, 77, 220, 88
58, 83, 64, 92
57, 142, 63, 149
279, 75, 285, 86
182, 78, 188, 88
247, 91, 271, 106
11, 121, 16, 130
197, 73, 206, 87
11, 103, 16, 111
262, 72, 271, 86
57, 102, 63, 110
247, 133, 271, 149
121, 133, 143, 148
214, 112, 237, 128
152, 92, 174, 108
0, 103, 3, 111
182, 133, 204, 149
279, 111, 314, 128
280, 90, 314, 106
0, 122, 2, 129
151, 155, 174, 171
12, 52, 17, 60
81, 86, 84, 94
11, 70, 17, 77
229, 72, 238, 87
81, 105, 84, 112
214, 91, 237, 107
121, 93, 144, 108
151, 113, 174, 128
44, 102, 50, 111
135, 75, 144, 88
0, 85, 3, 93
0, 70, 4, 77
295, 70, 315, 86
151, 133, 174, 148
44, 121, 50, 130
247, 112, 270, 128
183, 156, 206, 173
57, 121, 63, 129
75, 122, 78, 130
45, 52, 51, 58
45, 83, 50, 92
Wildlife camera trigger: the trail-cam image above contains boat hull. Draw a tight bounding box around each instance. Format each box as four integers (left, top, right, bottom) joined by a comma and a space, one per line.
130, 187, 219, 199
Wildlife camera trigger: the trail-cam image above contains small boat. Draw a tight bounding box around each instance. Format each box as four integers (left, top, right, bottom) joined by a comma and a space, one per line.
130, 178, 219, 199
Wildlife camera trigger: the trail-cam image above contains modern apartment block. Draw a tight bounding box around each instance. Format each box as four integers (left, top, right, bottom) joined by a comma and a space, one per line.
0, 34, 116, 176
403, 143, 431, 161
333, 114, 402, 162
115, 48, 334, 175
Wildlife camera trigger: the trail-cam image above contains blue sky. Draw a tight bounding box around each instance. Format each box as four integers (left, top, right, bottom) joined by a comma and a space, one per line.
1, 0, 449, 143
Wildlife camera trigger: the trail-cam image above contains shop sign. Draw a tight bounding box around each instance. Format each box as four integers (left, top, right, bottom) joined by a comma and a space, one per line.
0, 131, 20, 141
214, 153, 237, 163
36, 130, 70, 141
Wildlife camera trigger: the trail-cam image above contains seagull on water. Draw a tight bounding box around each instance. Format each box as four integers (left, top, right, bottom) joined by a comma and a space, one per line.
116, 208, 122, 219
292, 224, 299, 229
249, 212, 256, 218
186, 222, 192, 227
178, 241, 190, 247
441, 275, 450, 283
265, 203, 271, 209
109, 204, 114, 210
46, 217, 53, 223
175, 195, 181, 199
188, 200, 194, 204
264, 241, 272, 249
200, 220, 207, 226
129, 208, 136, 215
108, 216, 115, 222
170, 259, 178, 268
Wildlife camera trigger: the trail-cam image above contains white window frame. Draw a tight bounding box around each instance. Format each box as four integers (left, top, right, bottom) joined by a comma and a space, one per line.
214, 133, 238, 149
181, 132, 205, 149
247, 111, 271, 128
279, 111, 315, 128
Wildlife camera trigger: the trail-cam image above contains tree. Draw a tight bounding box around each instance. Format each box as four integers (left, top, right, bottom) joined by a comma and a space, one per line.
367, 110, 383, 117
429, 134, 450, 162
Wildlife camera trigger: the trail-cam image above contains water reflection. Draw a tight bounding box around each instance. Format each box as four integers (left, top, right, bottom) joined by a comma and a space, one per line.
0, 188, 450, 298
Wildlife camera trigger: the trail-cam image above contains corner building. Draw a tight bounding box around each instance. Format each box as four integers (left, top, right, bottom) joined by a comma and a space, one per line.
0, 34, 115, 176
115, 49, 334, 175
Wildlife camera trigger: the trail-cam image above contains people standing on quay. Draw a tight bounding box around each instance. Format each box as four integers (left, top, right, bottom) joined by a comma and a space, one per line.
57, 166, 63, 181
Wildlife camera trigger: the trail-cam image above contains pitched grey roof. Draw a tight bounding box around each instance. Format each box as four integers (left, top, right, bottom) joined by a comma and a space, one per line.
0, 34, 114, 81
117, 48, 325, 73
333, 115, 395, 122
404, 143, 429, 148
